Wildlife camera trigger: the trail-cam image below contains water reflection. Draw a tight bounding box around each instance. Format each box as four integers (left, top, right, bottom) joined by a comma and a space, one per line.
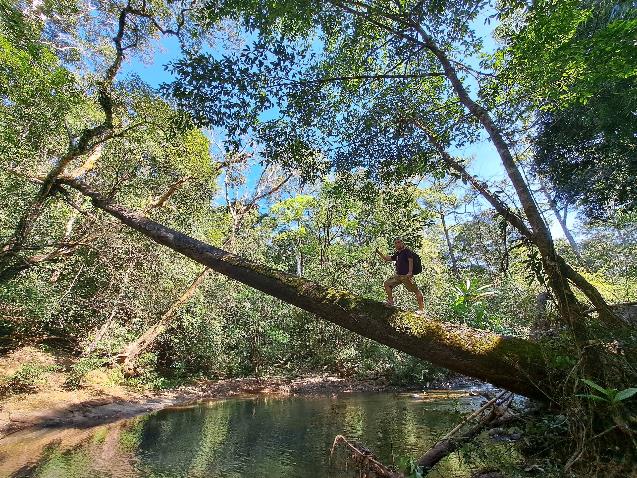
2, 393, 484, 477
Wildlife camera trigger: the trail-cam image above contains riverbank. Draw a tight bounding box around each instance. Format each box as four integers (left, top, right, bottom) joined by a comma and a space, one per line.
0, 346, 478, 439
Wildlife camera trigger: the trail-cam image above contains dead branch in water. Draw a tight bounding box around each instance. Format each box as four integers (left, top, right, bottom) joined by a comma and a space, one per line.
329, 391, 516, 477
417, 391, 515, 474
330, 434, 402, 478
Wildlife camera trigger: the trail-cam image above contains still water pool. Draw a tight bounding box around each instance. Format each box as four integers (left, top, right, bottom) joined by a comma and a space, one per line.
2, 392, 491, 478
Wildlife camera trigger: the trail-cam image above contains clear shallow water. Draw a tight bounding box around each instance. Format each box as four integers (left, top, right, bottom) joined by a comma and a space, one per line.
3, 392, 487, 478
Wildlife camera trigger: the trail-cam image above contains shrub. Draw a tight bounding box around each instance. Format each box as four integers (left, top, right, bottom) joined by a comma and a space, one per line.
0, 362, 57, 397
64, 356, 108, 389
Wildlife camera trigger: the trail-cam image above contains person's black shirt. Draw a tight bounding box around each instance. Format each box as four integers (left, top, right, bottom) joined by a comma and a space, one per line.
390, 249, 414, 275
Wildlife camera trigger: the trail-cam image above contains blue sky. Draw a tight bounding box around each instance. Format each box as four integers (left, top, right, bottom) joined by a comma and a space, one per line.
122, 36, 180, 88
121, 15, 571, 239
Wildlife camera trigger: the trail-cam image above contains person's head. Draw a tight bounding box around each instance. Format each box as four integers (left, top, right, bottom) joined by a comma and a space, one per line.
394, 238, 405, 251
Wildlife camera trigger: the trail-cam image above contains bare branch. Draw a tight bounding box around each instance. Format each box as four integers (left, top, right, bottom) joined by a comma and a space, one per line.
146, 176, 194, 210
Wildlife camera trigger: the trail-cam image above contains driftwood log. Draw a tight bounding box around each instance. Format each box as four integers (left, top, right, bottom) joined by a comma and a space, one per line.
330, 435, 401, 478
330, 391, 515, 477
417, 391, 512, 472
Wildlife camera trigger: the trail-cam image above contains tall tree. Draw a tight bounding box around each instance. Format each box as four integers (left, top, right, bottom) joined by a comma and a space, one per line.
166, 1, 630, 359
0, 0, 210, 277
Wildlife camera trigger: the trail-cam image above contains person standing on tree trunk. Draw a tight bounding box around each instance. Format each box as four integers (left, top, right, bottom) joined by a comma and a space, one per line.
376, 239, 425, 314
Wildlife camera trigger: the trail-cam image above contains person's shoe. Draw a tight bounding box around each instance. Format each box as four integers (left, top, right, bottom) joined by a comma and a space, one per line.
414, 309, 426, 316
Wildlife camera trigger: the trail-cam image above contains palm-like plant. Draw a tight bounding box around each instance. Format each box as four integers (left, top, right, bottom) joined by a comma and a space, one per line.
452, 278, 496, 322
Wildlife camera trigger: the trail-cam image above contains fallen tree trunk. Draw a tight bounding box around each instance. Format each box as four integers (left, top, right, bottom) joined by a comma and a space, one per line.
417, 391, 513, 473
58, 176, 553, 399
418, 409, 498, 473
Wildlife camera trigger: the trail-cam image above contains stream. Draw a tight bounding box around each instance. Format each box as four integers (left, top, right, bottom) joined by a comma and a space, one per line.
0, 392, 512, 477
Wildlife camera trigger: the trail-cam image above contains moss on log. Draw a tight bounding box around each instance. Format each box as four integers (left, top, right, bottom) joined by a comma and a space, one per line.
59, 177, 555, 399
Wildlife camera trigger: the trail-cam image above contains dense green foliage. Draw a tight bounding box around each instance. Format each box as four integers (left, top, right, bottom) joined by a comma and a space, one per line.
0, 0, 636, 476
497, 0, 637, 218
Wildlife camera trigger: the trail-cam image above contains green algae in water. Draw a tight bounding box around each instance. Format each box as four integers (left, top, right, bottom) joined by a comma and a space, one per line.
5, 393, 518, 477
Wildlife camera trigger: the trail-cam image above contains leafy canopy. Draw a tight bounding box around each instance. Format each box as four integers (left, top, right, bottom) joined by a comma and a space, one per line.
166, 0, 488, 183
497, 0, 637, 219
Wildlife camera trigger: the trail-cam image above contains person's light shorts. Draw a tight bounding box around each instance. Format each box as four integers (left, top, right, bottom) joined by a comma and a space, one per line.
384, 274, 419, 293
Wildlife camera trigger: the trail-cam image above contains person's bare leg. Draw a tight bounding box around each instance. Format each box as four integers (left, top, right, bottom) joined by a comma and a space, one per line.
404, 277, 424, 313
415, 290, 425, 312
383, 281, 394, 306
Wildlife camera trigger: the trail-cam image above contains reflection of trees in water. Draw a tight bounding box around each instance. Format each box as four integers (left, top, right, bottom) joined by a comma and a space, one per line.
117, 414, 149, 453
137, 395, 475, 477
4, 395, 489, 477
3, 419, 143, 478
90, 421, 140, 476
187, 403, 231, 476
2, 428, 94, 477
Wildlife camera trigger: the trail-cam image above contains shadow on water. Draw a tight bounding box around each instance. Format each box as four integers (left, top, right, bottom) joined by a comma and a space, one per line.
1, 392, 490, 478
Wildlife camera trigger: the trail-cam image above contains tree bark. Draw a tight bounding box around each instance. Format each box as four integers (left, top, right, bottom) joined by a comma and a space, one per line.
115, 267, 210, 374
59, 176, 552, 399
147, 176, 193, 210
538, 180, 590, 271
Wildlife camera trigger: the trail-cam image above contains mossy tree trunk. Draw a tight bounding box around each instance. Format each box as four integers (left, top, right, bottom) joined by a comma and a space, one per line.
59, 176, 555, 399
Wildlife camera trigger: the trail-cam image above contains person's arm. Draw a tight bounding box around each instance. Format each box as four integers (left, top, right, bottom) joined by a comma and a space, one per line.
407, 256, 414, 277
375, 248, 391, 262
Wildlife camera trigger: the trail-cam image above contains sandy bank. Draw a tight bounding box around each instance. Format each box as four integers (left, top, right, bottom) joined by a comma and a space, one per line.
0, 346, 480, 441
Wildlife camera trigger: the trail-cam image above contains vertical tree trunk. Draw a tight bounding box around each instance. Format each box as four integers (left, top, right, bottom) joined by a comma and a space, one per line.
500, 222, 510, 273
538, 180, 590, 271
296, 250, 304, 276
440, 212, 460, 279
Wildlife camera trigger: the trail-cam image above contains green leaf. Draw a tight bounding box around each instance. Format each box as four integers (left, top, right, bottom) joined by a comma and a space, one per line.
581, 379, 610, 396
614, 388, 637, 402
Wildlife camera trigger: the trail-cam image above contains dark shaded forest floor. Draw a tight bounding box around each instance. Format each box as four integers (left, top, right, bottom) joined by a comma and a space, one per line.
0, 346, 476, 439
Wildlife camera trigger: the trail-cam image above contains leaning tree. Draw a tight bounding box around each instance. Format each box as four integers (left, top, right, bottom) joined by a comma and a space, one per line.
165, 0, 635, 381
